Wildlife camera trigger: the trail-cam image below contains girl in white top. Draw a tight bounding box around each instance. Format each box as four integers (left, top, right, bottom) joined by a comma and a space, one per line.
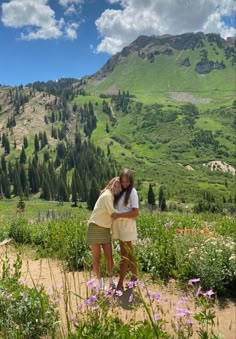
111, 168, 139, 290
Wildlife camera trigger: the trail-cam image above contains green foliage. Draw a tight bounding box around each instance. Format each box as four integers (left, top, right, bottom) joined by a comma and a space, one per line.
5, 212, 236, 296
0, 254, 59, 338
174, 234, 236, 294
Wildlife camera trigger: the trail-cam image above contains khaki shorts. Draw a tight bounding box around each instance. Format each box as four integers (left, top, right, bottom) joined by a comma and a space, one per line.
112, 219, 138, 242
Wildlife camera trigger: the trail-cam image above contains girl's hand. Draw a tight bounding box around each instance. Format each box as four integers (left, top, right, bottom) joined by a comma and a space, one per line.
111, 212, 119, 219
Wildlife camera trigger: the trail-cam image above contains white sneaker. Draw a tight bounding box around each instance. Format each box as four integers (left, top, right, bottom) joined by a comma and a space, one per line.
109, 278, 116, 290
99, 278, 106, 290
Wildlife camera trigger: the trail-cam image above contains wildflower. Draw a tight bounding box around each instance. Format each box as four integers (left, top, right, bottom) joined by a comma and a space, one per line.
87, 279, 97, 289
77, 303, 83, 312
18, 278, 25, 286
115, 290, 123, 297
175, 308, 193, 317
127, 281, 135, 289
86, 295, 97, 306
196, 287, 202, 297
186, 318, 193, 325
203, 289, 215, 298
70, 315, 77, 325
164, 221, 174, 228
151, 292, 161, 301
129, 294, 133, 303
188, 278, 200, 285
154, 314, 161, 321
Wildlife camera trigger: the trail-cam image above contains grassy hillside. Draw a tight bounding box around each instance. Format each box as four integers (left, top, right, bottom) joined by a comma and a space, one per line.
86, 37, 235, 105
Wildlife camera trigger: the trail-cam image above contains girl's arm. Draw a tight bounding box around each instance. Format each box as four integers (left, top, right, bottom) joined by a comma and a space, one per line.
111, 208, 139, 219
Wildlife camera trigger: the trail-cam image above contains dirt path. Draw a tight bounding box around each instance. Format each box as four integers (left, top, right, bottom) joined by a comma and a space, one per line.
0, 245, 235, 338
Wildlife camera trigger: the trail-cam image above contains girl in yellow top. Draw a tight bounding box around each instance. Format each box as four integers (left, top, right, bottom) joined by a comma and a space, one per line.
87, 177, 121, 289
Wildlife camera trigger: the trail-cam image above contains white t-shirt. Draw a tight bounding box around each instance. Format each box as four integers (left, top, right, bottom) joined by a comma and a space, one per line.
116, 188, 139, 212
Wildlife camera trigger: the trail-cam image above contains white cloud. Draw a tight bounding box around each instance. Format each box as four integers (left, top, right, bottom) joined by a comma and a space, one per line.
1, 0, 80, 40
64, 5, 78, 16
65, 22, 79, 40
58, 0, 83, 7
96, 0, 236, 54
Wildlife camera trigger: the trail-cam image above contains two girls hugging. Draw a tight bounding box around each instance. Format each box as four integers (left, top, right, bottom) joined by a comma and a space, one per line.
87, 168, 139, 291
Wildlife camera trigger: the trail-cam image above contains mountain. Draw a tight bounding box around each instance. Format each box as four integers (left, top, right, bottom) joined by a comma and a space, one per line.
85, 32, 235, 104
0, 32, 235, 209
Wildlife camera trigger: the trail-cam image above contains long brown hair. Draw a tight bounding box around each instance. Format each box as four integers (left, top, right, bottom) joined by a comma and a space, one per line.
114, 168, 134, 206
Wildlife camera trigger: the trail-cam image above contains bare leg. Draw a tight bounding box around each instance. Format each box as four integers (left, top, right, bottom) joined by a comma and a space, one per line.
90, 244, 102, 279
102, 243, 113, 277
117, 241, 130, 289
128, 242, 137, 280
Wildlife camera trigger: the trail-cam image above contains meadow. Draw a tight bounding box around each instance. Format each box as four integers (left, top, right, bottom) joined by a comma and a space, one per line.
0, 200, 235, 338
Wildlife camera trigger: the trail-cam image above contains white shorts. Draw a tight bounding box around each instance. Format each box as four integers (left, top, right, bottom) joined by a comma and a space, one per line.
112, 219, 138, 242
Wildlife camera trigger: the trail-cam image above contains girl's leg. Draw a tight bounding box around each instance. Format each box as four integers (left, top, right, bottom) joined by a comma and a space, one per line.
117, 241, 137, 288
117, 240, 130, 289
90, 244, 102, 279
102, 242, 113, 277
128, 242, 138, 280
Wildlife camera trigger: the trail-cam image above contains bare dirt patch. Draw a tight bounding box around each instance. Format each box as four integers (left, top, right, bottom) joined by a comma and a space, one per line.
169, 92, 211, 104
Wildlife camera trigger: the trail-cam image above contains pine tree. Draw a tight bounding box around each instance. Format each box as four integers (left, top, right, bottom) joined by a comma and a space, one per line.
4, 136, 10, 154
17, 195, 25, 212
148, 184, 155, 209
44, 150, 50, 162
34, 134, 40, 153
41, 178, 51, 200
158, 186, 167, 212
23, 136, 28, 148
13, 165, 23, 196
87, 178, 100, 210
20, 147, 26, 164
1, 155, 7, 173
57, 177, 69, 202
19, 165, 27, 193
71, 171, 78, 206
106, 123, 110, 133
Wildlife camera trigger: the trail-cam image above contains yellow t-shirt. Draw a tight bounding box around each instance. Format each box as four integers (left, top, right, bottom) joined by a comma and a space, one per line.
88, 189, 116, 228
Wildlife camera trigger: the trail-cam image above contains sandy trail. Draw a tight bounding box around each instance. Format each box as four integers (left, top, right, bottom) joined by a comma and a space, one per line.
0, 245, 235, 338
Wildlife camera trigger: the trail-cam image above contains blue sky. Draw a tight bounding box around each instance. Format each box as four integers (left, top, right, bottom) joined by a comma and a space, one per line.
0, 0, 235, 86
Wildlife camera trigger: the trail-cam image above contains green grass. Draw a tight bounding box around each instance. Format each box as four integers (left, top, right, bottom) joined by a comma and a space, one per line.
0, 198, 85, 223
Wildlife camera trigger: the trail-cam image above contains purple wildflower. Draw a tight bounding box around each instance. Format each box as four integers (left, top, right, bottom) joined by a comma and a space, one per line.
178, 296, 188, 304
86, 295, 97, 306
77, 303, 83, 312
87, 279, 97, 289
127, 281, 135, 289
186, 319, 193, 325
188, 278, 200, 285
203, 289, 215, 297
175, 308, 193, 317
154, 314, 161, 321
116, 290, 123, 297
151, 292, 161, 301
70, 315, 77, 325
129, 294, 133, 303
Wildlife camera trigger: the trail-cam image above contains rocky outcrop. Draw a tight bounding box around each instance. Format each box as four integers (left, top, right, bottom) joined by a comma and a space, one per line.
204, 161, 235, 175
195, 58, 226, 74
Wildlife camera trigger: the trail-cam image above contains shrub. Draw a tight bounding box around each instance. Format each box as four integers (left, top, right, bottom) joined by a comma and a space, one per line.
174, 233, 236, 295
0, 254, 59, 338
